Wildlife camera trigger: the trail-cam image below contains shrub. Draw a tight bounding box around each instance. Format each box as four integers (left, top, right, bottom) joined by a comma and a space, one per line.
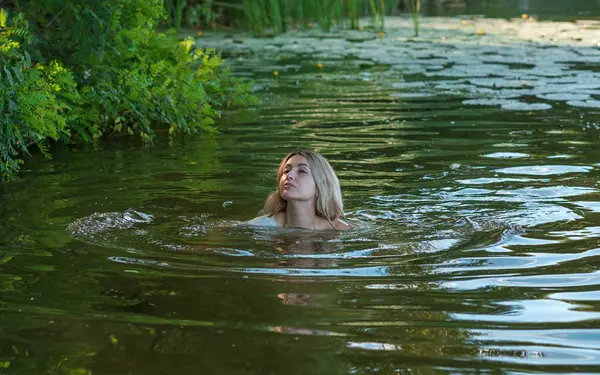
0, 1, 253, 181
0, 10, 81, 180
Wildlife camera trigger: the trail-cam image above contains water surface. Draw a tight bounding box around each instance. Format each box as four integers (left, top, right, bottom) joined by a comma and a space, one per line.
1, 15, 600, 375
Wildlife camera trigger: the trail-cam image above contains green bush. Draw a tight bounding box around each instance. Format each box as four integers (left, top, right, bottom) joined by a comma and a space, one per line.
0, 10, 81, 180
0, 0, 253, 181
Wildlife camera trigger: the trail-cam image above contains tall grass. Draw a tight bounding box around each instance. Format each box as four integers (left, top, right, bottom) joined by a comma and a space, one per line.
347, 0, 360, 29
406, 0, 421, 36
165, 0, 187, 30
240, 0, 395, 33
167, 0, 422, 36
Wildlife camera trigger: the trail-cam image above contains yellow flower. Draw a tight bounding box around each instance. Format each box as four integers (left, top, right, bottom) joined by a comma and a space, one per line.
378, 31, 385, 37
476, 30, 485, 35
307, 23, 313, 28
316, 63, 323, 69
272, 71, 279, 76
461, 20, 468, 25
521, 13, 529, 19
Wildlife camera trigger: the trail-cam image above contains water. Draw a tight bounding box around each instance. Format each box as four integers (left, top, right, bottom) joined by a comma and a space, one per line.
2, 15, 600, 375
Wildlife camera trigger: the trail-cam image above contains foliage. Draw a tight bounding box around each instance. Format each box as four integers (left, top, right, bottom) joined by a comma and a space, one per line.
0, 1, 253, 181
0, 9, 81, 180
184, 0, 220, 29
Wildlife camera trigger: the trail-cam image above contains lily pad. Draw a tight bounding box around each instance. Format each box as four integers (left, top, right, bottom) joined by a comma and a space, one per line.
501, 102, 552, 111
537, 93, 591, 101
567, 100, 600, 108
345, 31, 377, 42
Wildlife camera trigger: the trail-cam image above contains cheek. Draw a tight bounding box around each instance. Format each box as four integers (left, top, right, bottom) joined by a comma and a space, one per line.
305, 176, 317, 191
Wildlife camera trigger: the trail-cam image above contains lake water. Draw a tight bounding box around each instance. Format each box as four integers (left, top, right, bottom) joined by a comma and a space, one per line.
1, 15, 600, 375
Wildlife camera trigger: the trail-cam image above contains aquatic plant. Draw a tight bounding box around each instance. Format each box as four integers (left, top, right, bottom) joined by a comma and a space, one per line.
165, 0, 188, 30
177, 0, 400, 34
406, 0, 421, 36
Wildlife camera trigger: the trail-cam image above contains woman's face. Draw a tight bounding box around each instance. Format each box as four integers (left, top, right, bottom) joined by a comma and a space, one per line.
279, 155, 317, 202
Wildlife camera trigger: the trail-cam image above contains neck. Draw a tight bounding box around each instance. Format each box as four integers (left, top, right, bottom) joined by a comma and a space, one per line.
284, 201, 317, 229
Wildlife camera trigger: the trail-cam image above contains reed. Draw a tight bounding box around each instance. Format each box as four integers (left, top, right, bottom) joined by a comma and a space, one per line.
346, 0, 359, 29
172, 0, 422, 37
406, 0, 421, 36
165, 0, 187, 30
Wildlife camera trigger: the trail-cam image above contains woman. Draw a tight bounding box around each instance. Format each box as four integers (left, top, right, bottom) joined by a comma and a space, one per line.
248, 149, 351, 230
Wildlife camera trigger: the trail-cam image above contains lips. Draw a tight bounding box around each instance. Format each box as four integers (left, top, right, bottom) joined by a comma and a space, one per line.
283, 182, 296, 189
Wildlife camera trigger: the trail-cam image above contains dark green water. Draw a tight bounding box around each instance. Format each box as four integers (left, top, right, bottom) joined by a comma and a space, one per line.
2, 19, 600, 375
425, 0, 600, 20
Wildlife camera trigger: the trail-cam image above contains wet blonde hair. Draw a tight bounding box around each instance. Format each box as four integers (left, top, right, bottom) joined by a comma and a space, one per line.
264, 149, 345, 224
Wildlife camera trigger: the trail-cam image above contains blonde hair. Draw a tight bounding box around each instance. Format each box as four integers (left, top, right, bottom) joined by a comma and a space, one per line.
264, 149, 345, 224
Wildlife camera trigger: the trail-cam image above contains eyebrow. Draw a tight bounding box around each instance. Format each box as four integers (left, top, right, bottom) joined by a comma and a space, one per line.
284, 163, 310, 168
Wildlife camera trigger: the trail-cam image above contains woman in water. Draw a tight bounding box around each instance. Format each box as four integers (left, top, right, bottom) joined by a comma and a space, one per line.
249, 149, 351, 230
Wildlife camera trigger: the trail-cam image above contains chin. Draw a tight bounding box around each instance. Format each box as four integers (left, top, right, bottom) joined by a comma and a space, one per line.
281, 192, 304, 201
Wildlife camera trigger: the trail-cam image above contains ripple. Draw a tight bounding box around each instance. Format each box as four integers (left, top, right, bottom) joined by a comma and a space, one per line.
452, 299, 600, 323
498, 186, 597, 199
549, 227, 600, 240
347, 341, 402, 351
463, 99, 516, 106
549, 291, 600, 301
240, 266, 389, 277
473, 328, 600, 350
457, 177, 545, 185
477, 345, 600, 365
482, 152, 530, 159
573, 201, 600, 212
495, 165, 593, 175
207, 247, 255, 257
444, 271, 600, 290
67, 209, 153, 236
390, 92, 434, 98
436, 248, 600, 273
492, 142, 529, 148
